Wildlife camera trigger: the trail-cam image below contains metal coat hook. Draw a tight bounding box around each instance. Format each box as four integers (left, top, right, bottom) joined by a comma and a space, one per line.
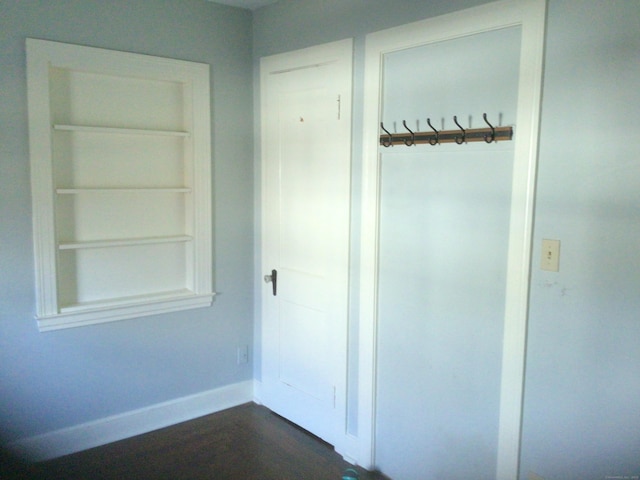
380, 122, 393, 147
482, 113, 496, 143
402, 120, 415, 146
426, 118, 439, 145
378, 114, 513, 146
453, 115, 466, 144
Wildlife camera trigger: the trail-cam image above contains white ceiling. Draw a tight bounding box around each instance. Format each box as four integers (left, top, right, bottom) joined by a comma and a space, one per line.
208, 0, 279, 10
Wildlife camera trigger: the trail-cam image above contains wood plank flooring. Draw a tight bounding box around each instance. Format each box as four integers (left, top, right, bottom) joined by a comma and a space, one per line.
17, 402, 389, 480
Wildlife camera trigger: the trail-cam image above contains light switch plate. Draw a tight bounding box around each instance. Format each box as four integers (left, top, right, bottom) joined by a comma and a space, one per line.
541, 239, 560, 272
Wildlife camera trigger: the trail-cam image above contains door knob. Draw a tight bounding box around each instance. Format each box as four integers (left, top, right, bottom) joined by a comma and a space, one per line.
264, 269, 277, 296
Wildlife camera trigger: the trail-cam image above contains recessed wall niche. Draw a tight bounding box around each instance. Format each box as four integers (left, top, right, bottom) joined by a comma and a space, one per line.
27, 39, 213, 331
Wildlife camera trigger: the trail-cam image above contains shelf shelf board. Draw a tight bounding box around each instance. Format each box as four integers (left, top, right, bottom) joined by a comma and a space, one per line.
59, 235, 193, 250
56, 187, 192, 194
57, 288, 206, 314
53, 124, 190, 137
37, 290, 215, 331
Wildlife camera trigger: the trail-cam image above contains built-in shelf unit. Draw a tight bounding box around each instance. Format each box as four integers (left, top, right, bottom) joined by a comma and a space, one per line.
27, 39, 213, 331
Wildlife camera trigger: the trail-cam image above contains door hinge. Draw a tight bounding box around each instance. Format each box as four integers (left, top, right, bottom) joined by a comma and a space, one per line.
337, 95, 341, 120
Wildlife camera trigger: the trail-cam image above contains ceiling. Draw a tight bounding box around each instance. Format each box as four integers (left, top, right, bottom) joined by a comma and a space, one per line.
208, 0, 279, 10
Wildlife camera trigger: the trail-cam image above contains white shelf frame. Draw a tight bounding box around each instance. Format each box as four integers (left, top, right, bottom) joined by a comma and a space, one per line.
27, 38, 214, 331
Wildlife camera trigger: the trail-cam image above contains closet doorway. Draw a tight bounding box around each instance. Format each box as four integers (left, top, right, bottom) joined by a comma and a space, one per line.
357, 1, 546, 478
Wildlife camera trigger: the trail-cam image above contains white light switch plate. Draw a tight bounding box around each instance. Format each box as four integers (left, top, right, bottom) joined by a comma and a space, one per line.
541, 239, 560, 272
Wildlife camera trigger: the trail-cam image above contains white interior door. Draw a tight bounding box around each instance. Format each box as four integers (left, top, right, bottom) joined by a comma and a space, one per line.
259, 39, 352, 450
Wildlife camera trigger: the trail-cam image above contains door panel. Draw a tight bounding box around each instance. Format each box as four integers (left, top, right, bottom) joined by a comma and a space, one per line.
260, 39, 352, 449
279, 299, 331, 403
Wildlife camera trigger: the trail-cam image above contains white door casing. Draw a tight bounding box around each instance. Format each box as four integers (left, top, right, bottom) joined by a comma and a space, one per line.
358, 0, 546, 477
259, 39, 353, 455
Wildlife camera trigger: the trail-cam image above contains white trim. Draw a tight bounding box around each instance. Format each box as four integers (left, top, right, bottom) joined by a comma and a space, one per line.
26, 38, 213, 331
336, 433, 360, 466
357, 0, 546, 476
8, 380, 253, 462
36, 292, 216, 331
496, 2, 547, 478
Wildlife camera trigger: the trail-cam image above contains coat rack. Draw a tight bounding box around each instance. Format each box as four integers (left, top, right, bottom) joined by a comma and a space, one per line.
379, 113, 512, 147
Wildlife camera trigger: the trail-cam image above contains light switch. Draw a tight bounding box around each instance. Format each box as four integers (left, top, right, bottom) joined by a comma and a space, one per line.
541, 239, 560, 272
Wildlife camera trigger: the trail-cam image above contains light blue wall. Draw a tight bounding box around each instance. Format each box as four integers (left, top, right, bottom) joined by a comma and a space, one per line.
253, 1, 640, 479
520, 2, 640, 479
2, 1, 638, 478
0, 0, 254, 443
375, 27, 520, 479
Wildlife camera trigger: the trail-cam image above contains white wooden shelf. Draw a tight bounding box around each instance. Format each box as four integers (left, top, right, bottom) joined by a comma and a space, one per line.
36, 290, 218, 331
53, 124, 190, 137
58, 235, 193, 250
56, 188, 192, 194
59, 289, 201, 313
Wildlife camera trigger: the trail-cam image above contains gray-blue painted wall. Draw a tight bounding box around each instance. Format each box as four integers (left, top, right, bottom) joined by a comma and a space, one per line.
254, 1, 640, 479
0, 0, 254, 441
1, 1, 638, 479
521, 2, 639, 478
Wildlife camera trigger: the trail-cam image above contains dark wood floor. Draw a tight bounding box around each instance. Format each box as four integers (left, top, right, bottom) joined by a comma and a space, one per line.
8, 402, 390, 480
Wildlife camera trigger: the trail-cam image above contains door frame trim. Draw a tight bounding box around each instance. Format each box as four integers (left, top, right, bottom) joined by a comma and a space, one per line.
356, 1, 546, 477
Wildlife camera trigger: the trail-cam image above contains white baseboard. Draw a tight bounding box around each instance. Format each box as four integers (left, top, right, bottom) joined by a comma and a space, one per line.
8, 380, 253, 462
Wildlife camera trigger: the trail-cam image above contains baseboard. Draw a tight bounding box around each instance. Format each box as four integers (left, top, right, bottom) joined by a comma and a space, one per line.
8, 380, 253, 462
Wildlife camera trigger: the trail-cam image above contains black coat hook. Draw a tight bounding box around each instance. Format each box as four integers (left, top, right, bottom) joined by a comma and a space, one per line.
402, 120, 415, 146
426, 118, 439, 145
380, 122, 393, 147
482, 113, 496, 143
453, 116, 466, 144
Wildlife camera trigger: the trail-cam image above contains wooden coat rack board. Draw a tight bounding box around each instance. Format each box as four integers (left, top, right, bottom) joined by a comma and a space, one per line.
379, 113, 513, 147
